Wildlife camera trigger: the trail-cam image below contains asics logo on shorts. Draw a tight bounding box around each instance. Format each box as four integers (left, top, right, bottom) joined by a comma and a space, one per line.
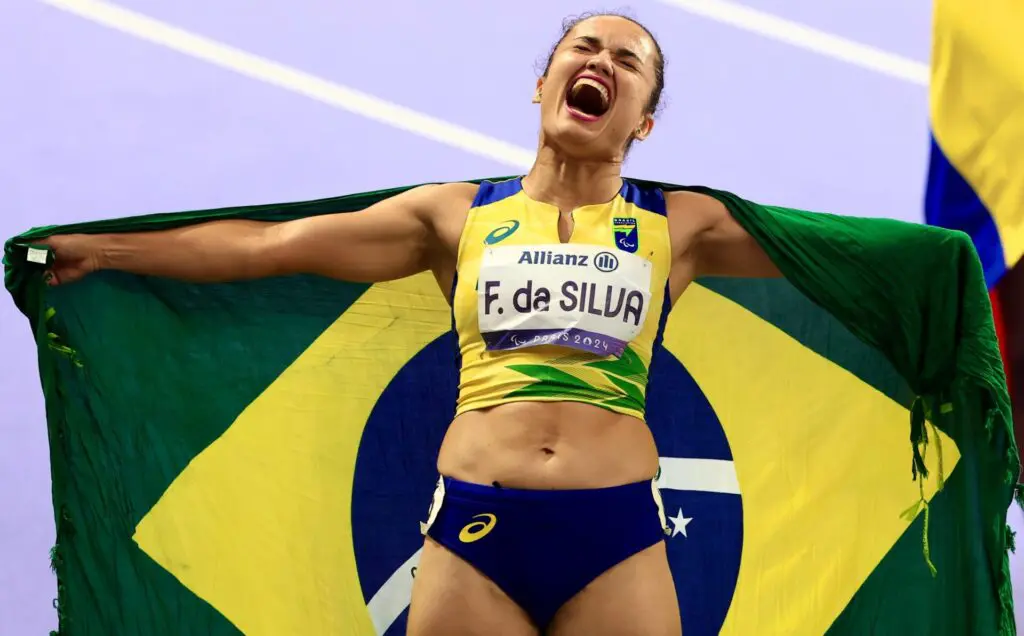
458, 513, 497, 543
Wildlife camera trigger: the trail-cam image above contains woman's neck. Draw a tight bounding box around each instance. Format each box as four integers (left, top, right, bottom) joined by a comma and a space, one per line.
522, 149, 624, 211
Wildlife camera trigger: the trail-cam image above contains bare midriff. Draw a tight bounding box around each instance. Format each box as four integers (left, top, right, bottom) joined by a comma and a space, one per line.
436, 401, 659, 490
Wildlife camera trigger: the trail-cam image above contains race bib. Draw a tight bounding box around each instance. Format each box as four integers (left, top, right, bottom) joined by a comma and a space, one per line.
477, 244, 653, 357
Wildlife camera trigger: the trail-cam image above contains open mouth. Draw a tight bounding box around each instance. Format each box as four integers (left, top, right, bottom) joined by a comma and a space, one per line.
565, 76, 611, 121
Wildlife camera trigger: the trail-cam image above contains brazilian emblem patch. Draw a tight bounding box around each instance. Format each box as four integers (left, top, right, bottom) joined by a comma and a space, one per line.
613, 217, 639, 253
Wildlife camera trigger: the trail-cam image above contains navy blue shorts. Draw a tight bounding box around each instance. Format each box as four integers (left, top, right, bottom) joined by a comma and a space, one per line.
422, 476, 669, 629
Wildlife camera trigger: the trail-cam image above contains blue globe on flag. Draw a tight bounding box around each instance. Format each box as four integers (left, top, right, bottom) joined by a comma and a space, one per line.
351, 334, 743, 635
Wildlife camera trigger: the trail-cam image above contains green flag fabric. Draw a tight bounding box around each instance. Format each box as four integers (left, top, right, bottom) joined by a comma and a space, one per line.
4, 178, 1019, 636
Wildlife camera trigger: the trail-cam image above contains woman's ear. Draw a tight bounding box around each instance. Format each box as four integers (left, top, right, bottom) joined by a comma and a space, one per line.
634, 114, 655, 141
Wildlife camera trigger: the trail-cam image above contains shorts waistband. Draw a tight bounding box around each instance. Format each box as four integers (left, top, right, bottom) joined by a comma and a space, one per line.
440, 476, 656, 505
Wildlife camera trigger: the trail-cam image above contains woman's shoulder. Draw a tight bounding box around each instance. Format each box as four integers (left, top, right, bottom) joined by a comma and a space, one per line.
411, 181, 480, 207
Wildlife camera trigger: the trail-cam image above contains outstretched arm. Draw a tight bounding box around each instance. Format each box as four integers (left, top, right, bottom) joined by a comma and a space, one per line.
44, 183, 460, 285
670, 191, 780, 279
254, 183, 450, 283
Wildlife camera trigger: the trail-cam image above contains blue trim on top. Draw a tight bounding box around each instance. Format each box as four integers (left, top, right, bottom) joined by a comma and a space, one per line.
620, 180, 667, 216
924, 135, 1006, 288
472, 178, 524, 208
449, 272, 459, 331
643, 282, 674, 408
450, 272, 463, 374
651, 282, 672, 353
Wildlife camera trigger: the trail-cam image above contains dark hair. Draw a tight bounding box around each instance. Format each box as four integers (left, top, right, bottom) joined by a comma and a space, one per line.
539, 11, 666, 118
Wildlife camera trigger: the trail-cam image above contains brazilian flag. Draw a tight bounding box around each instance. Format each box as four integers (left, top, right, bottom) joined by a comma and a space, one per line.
3, 179, 1019, 635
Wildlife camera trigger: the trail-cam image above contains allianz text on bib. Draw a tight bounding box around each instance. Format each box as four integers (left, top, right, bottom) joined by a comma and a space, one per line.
477, 243, 652, 357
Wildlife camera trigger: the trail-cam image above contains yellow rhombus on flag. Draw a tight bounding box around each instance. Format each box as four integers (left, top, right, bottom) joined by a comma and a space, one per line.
4, 178, 1018, 635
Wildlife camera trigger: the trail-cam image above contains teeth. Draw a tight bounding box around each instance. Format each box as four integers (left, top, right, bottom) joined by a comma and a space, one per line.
572, 78, 609, 106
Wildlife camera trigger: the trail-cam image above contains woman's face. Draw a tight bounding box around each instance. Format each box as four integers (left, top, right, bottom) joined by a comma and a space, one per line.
536, 16, 658, 160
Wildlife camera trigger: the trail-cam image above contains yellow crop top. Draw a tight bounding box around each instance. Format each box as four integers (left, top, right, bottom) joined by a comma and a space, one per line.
450, 177, 673, 420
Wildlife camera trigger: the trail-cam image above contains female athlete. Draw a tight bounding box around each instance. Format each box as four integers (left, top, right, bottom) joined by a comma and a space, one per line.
43, 12, 778, 636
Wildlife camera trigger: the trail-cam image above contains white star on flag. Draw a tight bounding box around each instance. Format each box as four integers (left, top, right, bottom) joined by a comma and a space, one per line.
669, 508, 692, 538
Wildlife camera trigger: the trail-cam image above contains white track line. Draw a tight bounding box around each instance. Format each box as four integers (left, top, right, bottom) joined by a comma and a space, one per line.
39, 0, 536, 169
40, 0, 927, 182
656, 0, 929, 85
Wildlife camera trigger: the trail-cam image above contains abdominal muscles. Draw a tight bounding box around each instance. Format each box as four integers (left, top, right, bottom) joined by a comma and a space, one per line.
436, 401, 660, 489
